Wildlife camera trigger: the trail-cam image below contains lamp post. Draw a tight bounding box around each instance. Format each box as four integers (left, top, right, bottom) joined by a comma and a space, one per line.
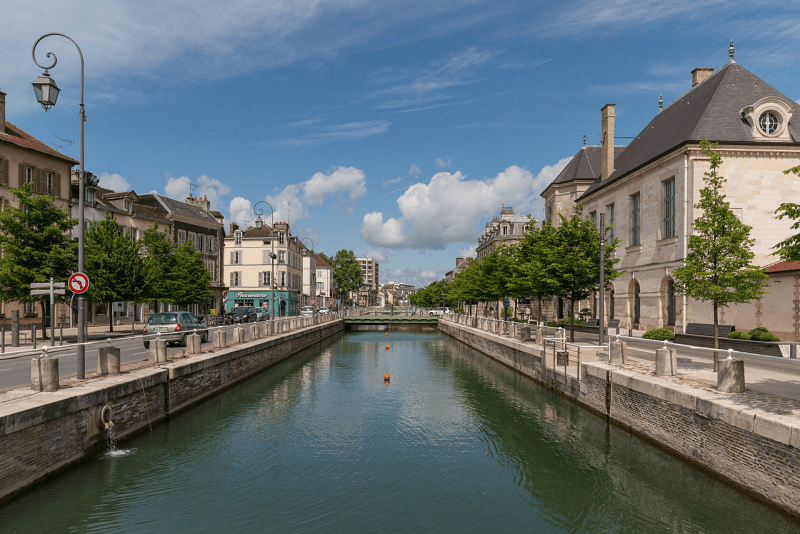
300, 237, 314, 307
254, 201, 277, 327
32, 33, 87, 379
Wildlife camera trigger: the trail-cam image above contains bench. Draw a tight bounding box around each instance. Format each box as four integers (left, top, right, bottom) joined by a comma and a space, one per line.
684, 323, 734, 338
607, 319, 620, 329
586, 319, 598, 327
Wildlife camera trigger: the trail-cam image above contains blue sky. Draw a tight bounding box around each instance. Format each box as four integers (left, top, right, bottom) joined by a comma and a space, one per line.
3, 0, 800, 288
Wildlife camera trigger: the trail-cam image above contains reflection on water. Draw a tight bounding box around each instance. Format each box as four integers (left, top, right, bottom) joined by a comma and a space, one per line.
0, 331, 796, 533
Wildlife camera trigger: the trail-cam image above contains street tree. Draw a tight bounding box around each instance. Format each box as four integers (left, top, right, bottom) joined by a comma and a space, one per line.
84, 215, 146, 331
326, 250, 363, 305
170, 241, 211, 308
773, 165, 800, 263
140, 224, 178, 307
548, 204, 622, 341
514, 220, 561, 325
0, 184, 77, 338
674, 139, 769, 369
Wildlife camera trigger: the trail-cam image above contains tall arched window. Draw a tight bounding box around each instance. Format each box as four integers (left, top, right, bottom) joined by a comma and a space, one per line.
667, 279, 675, 326
633, 282, 641, 325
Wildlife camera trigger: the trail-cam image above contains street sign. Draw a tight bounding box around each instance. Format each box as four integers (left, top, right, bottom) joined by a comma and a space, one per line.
68, 272, 90, 294
311, 299, 316, 305
31, 289, 65, 295
31, 282, 65, 289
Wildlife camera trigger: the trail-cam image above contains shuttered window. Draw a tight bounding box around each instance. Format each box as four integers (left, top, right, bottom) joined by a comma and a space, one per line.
230, 271, 241, 287
0, 159, 8, 185
230, 251, 241, 265
630, 193, 641, 246
663, 178, 676, 238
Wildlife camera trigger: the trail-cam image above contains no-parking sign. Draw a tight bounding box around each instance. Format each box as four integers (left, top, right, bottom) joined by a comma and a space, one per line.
68, 272, 90, 294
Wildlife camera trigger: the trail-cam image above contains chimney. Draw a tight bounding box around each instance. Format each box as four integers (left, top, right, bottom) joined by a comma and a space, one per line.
691, 68, 713, 88
456, 257, 465, 266
500, 205, 514, 221
230, 222, 239, 234
601, 104, 615, 181
0, 90, 5, 134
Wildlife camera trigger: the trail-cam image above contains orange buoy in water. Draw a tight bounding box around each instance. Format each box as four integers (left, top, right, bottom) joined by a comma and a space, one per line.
384, 373, 390, 381
385, 344, 390, 350
385, 332, 388, 336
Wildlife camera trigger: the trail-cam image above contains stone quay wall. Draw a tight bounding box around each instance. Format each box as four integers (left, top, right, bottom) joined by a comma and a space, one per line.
438, 318, 800, 519
0, 318, 344, 503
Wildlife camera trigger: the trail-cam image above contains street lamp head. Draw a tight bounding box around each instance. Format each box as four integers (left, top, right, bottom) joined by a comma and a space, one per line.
255, 216, 263, 229
32, 71, 60, 111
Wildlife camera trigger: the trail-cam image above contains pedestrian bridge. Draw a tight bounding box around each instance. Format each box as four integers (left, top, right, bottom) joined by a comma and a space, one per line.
343, 315, 439, 330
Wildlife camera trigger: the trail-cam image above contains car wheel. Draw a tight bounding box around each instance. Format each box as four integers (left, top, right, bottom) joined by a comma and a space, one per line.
144, 341, 150, 349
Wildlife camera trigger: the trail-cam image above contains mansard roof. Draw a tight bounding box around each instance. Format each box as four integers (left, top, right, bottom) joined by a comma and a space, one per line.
581, 61, 800, 199
551, 145, 627, 185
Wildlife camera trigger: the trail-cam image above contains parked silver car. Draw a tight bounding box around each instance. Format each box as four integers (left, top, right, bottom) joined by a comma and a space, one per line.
143, 312, 208, 348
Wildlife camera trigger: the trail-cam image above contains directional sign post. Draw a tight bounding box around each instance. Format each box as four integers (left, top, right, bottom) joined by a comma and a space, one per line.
30, 278, 66, 347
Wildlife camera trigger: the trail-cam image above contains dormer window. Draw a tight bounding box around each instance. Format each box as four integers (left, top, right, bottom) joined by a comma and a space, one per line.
741, 97, 794, 142
124, 199, 131, 211
234, 230, 242, 245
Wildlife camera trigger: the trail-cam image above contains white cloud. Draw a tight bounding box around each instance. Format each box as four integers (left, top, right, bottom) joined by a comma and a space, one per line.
382, 268, 441, 288
364, 248, 390, 263
294, 227, 321, 246
97, 172, 130, 192
435, 157, 452, 168
163, 174, 231, 211
229, 197, 253, 228
274, 121, 391, 147
303, 167, 366, 205
383, 176, 403, 187
266, 183, 306, 225
361, 159, 571, 250
408, 164, 422, 176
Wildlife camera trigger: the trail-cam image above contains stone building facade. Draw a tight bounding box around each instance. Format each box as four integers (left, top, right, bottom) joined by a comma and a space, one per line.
549, 54, 800, 338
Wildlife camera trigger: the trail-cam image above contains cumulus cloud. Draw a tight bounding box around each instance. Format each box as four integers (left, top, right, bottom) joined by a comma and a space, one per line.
382, 268, 440, 288
408, 164, 422, 176
97, 172, 130, 192
361, 159, 571, 250
363, 248, 390, 263
163, 174, 231, 211
434, 157, 452, 168
229, 197, 253, 228
303, 167, 366, 205
383, 176, 403, 187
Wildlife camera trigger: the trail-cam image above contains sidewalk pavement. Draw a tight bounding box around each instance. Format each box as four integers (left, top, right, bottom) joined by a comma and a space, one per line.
0, 323, 144, 354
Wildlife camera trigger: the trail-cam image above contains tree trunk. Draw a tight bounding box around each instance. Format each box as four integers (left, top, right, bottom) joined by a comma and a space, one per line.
569, 298, 576, 342
514, 299, 518, 321
713, 300, 719, 372
538, 296, 543, 325
109, 302, 114, 332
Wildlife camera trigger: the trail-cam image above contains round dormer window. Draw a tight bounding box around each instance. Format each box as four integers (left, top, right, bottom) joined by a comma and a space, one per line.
759, 111, 781, 135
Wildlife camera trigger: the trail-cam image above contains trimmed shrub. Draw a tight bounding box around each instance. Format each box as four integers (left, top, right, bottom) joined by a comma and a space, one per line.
747, 327, 780, 342
727, 331, 741, 339
642, 328, 675, 341
738, 333, 752, 340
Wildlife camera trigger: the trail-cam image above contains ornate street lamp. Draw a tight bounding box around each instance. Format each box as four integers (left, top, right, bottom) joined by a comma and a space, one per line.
32, 33, 88, 379
254, 201, 277, 323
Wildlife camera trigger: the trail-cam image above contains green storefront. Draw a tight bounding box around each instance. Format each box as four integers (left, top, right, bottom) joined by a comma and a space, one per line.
225, 290, 300, 317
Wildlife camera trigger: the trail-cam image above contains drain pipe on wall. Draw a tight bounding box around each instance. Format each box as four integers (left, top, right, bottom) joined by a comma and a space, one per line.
682, 152, 689, 334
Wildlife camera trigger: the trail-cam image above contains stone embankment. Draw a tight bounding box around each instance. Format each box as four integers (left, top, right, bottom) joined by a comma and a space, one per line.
439, 315, 800, 519
0, 316, 343, 503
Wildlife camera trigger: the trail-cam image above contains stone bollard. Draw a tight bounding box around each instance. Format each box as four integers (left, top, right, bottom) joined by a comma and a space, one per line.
655, 347, 677, 376
249, 324, 259, 341
556, 351, 569, 366
609, 340, 627, 365
31, 352, 59, 392
214, 329, 227, 348
188, 333, 202, 354
520, 326, 531, 342
150, 337, 168, 363
717, 358, 746, 393
534, 327, 543, 345
98, 345, 120, 376
261, 322, 269, 337
107, 347, 121, 375
232, 327, 244, 344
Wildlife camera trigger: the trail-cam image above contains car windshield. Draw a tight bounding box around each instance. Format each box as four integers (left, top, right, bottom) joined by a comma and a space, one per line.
232, 308, 249, 314
148, 314, 178, 325
301, 307, 313, 311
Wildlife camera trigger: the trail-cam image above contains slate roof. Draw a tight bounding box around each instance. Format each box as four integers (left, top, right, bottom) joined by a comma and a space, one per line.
225, 225, 274, 239
550, 145, 627, 185
580, 61, 800, 200
0, 122, 79, 164
138, 193, 220, 225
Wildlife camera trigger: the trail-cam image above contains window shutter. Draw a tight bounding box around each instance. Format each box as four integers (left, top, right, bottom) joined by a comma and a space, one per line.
0, 159, 7, 184
230, 251, 235, 265
36, 168, 45, 194
53, 172, 61, 198
18, 163, 24, 186
230, 271, 235, 287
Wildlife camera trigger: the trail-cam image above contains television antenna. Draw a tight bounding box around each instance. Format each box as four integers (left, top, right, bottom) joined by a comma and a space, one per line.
51, 135, 74, 153
182, 177, 198, 199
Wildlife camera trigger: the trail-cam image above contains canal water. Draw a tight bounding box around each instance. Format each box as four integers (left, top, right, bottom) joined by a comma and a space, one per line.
1, 331, 797, 532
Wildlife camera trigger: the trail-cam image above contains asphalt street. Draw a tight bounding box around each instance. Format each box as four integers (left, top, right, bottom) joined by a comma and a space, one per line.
0, 322, 256, 393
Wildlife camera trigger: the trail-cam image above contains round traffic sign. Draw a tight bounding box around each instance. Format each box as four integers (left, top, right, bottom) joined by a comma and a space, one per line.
68, 272, 90, 294
311, 299, 316, 305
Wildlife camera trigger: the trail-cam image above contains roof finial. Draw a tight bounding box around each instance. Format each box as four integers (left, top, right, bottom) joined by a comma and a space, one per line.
658, 94, 663, 112
582, 134, 586, 146
728, 39, 735, 63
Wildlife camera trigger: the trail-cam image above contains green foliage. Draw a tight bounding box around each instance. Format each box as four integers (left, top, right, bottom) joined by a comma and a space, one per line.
747, 327, 780, 342
738, 333, 752, 340
170, 241, 211, 307
642, 328, 676, 341
326, 250, 363, 303
673, 139, 770, 352
727, 331, 741, 339
141, 224, 178, 303
84, 215, 146, 307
